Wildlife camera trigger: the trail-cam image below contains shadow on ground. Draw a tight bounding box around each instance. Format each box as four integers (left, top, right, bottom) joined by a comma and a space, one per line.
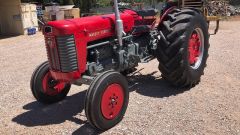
12, 90, 101, 134
12, 71, 190, 134
13, 91, 87, 126
127, 71, 190, 97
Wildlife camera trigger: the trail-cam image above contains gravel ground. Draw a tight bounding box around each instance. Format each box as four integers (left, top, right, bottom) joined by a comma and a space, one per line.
0, 21, 239, 135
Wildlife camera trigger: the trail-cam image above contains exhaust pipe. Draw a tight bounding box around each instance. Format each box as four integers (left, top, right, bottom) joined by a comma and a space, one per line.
113, 0, 125, 47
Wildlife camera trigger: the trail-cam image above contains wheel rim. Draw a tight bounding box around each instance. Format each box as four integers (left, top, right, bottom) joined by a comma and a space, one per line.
101, 84, 124, 120
188, 28, 205, 69
42, 72, 66, 96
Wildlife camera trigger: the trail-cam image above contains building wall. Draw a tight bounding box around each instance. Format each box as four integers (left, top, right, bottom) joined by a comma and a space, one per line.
0, 0, 23, 35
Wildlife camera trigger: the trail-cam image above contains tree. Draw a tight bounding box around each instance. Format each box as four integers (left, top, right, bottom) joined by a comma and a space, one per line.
72, 0, 97, 13
63, 0, 74, 5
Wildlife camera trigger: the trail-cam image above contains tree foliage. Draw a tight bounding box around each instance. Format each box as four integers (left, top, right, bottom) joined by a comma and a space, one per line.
21, 0, 164, 13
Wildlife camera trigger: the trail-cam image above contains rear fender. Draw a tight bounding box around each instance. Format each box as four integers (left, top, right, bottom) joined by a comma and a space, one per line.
157, 6, 177, 29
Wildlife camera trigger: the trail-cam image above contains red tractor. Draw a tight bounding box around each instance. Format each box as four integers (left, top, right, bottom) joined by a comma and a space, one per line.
31, 0, 218, 131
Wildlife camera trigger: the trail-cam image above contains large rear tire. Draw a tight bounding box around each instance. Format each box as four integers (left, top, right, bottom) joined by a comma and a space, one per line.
156, 8, 209, 87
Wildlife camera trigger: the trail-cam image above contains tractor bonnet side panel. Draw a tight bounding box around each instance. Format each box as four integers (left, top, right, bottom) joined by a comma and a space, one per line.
46, 13, 135, 41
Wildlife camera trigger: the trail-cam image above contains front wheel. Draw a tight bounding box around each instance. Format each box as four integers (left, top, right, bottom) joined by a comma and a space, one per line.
30, 61, 71, 104
85, 71, 129, 131
156, 8, 209, 87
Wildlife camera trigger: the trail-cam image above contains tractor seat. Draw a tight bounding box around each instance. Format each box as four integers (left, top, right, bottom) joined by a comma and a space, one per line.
136, 9, 158, 17
132, 25, 150, 34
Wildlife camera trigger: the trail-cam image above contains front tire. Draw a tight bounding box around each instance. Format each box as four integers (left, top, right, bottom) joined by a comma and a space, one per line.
157, 8, 209, 87
30, 61, 71, 104
85, 71, 129, 131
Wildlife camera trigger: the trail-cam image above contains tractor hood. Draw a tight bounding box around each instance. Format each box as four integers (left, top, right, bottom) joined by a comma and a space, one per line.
46, 13, 135, 38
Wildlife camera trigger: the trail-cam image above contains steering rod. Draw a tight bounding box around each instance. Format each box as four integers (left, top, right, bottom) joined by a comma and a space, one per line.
113, 0, 125, 47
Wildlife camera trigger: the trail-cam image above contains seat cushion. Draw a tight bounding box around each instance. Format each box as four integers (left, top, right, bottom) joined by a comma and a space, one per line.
136, 9, 158, 17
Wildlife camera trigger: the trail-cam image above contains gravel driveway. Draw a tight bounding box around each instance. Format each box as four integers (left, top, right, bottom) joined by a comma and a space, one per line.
0, 21, 239, 135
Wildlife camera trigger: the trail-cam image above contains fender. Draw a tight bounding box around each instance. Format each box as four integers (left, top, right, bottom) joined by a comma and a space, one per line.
157, 6, 177, 29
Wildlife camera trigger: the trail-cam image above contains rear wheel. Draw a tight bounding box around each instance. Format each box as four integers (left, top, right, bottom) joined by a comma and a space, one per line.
85, 71, 129, 131
156, 8, 209, 87
30, 61, 71, 104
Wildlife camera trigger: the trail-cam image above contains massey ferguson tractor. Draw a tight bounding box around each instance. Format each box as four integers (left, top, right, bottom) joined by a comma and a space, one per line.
30, 0, 219, 131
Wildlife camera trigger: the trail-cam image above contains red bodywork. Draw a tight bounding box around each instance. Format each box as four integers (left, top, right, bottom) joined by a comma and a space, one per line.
43, 10, 154, 82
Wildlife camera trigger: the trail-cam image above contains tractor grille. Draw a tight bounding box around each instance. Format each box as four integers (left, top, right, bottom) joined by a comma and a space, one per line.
45, 35, 78, 72
45, 37, 61, 70
56, 35, 78, 72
